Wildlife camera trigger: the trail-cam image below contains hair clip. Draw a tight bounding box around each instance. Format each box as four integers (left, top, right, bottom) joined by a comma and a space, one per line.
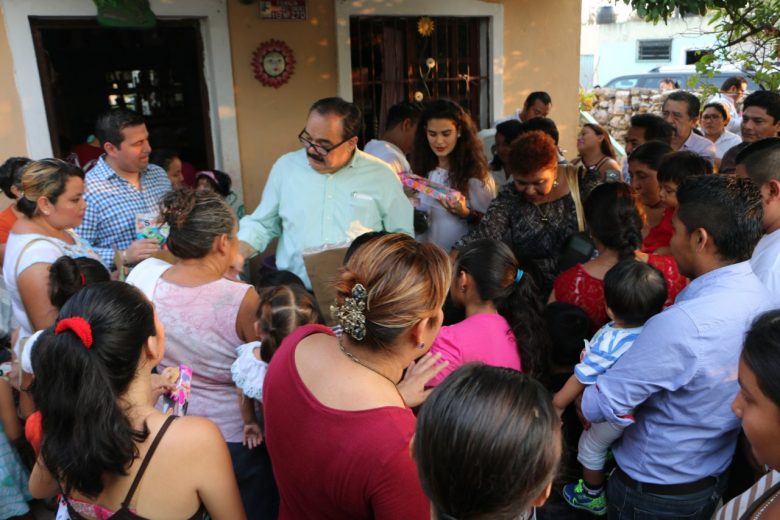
330, 283, 367, 341
515, 269, 524, 284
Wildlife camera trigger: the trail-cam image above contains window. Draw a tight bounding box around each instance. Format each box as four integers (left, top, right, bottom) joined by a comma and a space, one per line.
350, 16, 491, 144
637, 39, 672, 61
686, 49, 712, 65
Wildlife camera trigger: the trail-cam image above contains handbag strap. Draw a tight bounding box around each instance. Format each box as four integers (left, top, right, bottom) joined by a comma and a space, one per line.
563, 164, 586, 232
14, 237, 65, 279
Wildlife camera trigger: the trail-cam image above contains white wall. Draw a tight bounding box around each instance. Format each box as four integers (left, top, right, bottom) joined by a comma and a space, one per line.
581, 15, 717, 86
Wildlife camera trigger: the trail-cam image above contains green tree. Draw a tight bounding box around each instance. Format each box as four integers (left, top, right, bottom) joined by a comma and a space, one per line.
623, 0, 780, 90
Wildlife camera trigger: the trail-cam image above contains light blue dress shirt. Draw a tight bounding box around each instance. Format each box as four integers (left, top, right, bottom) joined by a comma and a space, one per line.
237, 149, 413, 288
582, 261, 770, 485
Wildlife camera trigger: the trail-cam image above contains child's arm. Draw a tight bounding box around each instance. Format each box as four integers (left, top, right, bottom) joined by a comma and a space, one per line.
552, 374, 586, 416
237, 389, 263, 449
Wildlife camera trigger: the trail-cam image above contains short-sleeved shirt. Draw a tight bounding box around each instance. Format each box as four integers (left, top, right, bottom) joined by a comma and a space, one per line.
0, 206, 18, 244
76, 156, 171, 266
4, 231, 100, 352
427, 313, 521, 387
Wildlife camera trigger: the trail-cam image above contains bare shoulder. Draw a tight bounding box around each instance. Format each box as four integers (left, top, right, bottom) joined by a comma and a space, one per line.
167, 416, 224, 446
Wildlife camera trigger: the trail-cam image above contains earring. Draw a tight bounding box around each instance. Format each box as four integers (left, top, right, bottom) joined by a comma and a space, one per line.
553, 179, 559, 188
416, 342, 426, 349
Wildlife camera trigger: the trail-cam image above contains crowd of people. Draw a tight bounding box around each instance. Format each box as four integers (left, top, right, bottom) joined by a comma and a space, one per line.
0, 77, 777, 520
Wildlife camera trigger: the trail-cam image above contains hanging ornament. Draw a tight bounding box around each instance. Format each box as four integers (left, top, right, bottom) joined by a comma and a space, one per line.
425, 57, 436, 69
414, 91, 425, 102
252, 39, 296, 88
418, 17, 435, 37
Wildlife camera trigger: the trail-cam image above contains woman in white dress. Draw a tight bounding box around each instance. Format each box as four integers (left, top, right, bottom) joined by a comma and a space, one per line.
411, 99, 496, 251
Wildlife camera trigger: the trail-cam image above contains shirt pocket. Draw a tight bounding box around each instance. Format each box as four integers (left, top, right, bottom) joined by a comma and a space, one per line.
349, 192, 382, 235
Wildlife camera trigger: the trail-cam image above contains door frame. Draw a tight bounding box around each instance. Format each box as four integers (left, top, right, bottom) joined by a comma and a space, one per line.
334, 0, 504, 123
1, 0, 243, 199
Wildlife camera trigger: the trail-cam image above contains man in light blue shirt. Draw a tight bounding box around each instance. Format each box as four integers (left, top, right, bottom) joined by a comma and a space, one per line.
237, 97, 413, 288
582, 175, 769, 519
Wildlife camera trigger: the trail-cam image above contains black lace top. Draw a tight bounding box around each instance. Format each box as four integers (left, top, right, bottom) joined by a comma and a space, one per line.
454, 169, 599, 292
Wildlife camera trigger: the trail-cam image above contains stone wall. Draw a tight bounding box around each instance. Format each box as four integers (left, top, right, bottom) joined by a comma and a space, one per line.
588, 88, 668, 145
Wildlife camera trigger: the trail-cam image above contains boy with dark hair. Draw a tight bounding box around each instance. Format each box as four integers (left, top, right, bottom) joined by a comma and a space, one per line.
555, 260, 668, 516
582, 175, 769, 519
657, 151, 713, 210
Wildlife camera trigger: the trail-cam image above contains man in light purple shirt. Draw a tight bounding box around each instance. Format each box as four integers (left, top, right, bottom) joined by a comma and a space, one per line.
662, 91, 717, 164
582, 175, 769, 519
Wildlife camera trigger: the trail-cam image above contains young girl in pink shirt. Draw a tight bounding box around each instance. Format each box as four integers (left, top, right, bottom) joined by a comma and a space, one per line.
428, 238, 548, 387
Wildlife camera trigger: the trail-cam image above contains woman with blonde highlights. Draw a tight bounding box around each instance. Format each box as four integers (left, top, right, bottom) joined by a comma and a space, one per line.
263, 233, 450, 520
4, 158, 100, 355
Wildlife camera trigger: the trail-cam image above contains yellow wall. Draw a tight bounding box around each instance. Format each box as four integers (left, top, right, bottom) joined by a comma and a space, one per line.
0, 6, 26, 209
228, 0, 338, 211
0, 5, 28, 160
502, 0, 582, 159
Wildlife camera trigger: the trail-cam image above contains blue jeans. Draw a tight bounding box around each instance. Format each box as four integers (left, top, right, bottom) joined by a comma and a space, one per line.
607, 470, 726, 519
227, 442, 279, 520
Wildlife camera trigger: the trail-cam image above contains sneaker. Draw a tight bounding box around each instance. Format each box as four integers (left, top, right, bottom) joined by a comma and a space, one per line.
562, 480, 607, 516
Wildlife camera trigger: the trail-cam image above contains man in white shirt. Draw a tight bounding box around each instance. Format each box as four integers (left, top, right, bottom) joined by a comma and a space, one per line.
742, 138, 780, 304
706, 76, 747, 135
662, 91, 717, 163
363, 101, 422, 174
497, 91, 552, 125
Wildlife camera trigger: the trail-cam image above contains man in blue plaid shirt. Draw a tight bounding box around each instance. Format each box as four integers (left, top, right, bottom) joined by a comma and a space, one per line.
76, 109, 171, 267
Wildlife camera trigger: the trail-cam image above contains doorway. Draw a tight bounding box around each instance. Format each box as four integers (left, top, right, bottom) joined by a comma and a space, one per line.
30, 18, 213, 169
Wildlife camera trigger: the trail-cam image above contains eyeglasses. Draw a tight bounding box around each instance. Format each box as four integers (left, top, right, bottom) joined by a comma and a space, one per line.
298, 129, 352, 157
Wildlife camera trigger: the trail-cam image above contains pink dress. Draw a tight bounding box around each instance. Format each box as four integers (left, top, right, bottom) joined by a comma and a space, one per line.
427, 313, 522, 387
153, 277, 252, 443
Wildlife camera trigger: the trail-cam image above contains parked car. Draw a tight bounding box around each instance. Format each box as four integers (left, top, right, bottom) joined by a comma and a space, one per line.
604, 67, 760, 91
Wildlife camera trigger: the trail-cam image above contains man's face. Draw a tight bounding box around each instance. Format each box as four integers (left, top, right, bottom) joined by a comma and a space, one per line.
399, 118, 418, 155
624, 126, 646, 155
300, 111, 357, 174
741, 106, 780, 143
669, 210, 696, 279
662, 99, 696, 142
522, 99, 550, 120
106, 124, 151, 173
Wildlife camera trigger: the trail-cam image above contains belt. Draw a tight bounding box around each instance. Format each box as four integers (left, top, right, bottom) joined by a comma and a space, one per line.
614, 466, 717, 496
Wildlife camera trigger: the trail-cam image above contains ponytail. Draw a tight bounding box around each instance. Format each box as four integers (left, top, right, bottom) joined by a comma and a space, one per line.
584, 183, 644, 260
456, 239, 550, 377
30, 282, 156, 497
48, 256, 111, 309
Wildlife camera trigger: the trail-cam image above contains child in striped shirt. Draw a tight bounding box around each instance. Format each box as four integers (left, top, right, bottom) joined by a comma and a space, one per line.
553, 260, 669, 516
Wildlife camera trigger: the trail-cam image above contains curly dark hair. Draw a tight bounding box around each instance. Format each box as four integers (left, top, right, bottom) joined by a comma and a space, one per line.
411, 99, 489, 197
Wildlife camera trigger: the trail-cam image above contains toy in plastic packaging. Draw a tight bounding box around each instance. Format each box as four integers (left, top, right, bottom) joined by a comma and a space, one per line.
398, 172, 465, 206
162, 364, 192, 416
135, 212, 170, 245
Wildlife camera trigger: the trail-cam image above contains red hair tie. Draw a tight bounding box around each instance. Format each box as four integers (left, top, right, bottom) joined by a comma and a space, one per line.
55, 317, 93, 349
79, 272, 86, 287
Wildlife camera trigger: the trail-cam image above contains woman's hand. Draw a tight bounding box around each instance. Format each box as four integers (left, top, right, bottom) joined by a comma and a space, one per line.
439, 194, 469, 219
150, 367, 178, 405
397, 352, 448, 408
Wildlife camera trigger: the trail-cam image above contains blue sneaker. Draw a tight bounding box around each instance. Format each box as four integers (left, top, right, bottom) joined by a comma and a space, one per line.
562, 480, 607, 516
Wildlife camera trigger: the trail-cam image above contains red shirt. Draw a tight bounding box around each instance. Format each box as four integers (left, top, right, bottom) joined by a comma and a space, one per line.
553, 254, 688, 331
0, 206, 17, 244
263, 324, 429, 520
642, 207, 675, 253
